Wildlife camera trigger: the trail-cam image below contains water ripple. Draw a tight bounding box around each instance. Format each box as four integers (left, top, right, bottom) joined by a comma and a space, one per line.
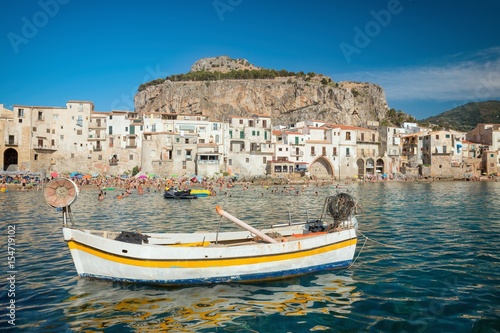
1, 181, 499, 332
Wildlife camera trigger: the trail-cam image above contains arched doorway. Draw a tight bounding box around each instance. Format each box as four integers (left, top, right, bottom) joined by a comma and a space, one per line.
309, 157, 334, 179
3, 148, 18, 171
376, 159, 385, 175
356, 159, 365, 179
366, 158, 375, 177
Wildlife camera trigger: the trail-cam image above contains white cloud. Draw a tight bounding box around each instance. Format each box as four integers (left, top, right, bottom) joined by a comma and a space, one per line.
336, 47, 500, 103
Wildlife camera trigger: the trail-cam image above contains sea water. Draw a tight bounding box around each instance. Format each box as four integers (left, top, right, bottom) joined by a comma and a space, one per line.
0, 181, 498, 332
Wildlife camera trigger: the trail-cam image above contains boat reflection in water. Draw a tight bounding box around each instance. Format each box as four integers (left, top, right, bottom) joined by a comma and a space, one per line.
64, 273, 360, 332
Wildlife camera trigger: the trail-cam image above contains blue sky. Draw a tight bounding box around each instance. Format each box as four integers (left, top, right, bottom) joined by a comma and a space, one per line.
1, 0, 499, 120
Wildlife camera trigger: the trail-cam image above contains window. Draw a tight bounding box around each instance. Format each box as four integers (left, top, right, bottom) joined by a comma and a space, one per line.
38, 111, 43, 121
239, 119, 243, 124
240, 131, 244, 139
212, 123, 218, 130
185, 138, 189, 144
246, 158, 249, 163
125, 127, 128, 132
346, 148, 350, 157
98, 155, 102, 160
77, 130, 82, 135
229, 130, 233, 138
333, 147, 337, 156
60, 135, 64, 140
109, 126, 113, 135
109, 137, 114, 147
129, 154, 133, 160
34, 154, 38, 161
182, 161, 186, 169
263, 157, 266, 164
262, 120, 267, 127
18, 108, 24, 117
8, 135, 15, 145
229, 159, 232, 166
346, 132, 351, 140
436, 135, 440, 139
33, 127, 37, 132
177, 150, 181, 156
311, 147, 315, 156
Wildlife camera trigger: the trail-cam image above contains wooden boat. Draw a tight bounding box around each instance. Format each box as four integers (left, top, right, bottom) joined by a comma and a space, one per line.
44, 178, 359, 286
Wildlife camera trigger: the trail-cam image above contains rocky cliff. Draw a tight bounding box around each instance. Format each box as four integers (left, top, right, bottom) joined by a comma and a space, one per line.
135, 57, 390, 126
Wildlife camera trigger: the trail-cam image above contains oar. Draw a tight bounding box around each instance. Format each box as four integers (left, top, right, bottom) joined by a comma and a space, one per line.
215, 206, 278, 244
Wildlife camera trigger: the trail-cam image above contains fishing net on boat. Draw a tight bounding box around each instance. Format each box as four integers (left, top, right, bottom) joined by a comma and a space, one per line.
323, 193, 357, 229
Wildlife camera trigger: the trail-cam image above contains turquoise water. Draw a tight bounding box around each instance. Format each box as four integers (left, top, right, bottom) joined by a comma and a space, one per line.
1, 181, 499, 332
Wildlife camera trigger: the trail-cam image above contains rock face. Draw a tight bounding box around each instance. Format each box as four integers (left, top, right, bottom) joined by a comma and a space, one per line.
135, 57, 389, 126
190, 55, 260, 73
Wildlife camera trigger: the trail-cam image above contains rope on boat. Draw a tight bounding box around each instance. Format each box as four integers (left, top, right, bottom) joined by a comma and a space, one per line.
348, 235, 367, 268
323, 193, 357, 229
357, 230, 405, 250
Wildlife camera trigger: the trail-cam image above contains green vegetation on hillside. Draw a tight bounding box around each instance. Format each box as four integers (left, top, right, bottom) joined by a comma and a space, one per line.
381, 108, 417, 127
137, 69, 324, 91
420, 101, 500, 132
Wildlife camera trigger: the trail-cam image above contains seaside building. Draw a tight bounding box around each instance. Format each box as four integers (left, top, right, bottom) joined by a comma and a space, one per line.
227, 115, 273, 176
0, 99, 487, 180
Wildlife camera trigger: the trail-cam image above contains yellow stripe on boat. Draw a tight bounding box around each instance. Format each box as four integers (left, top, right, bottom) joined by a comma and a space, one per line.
67, 238, 356, 269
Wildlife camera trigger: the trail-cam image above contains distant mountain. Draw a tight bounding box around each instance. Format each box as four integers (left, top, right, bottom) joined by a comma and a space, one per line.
420, 100, 500, 132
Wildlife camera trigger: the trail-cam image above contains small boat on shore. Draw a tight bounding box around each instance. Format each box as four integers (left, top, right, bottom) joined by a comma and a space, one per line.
163, 188, 198, 199
45, 178, 359, 286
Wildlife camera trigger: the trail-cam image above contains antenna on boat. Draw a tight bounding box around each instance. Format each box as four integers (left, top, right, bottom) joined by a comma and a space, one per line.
43, 178, 79, 226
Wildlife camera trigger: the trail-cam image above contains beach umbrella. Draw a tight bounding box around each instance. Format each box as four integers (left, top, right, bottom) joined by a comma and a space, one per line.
70, 172, 81, 177
147, 173, 156, 178
50, 172, 59, 178
137, 175, 147, 179
82, 174, 92, 179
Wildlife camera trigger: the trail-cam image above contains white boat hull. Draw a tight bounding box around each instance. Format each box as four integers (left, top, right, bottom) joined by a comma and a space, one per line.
63, 226, 357, 285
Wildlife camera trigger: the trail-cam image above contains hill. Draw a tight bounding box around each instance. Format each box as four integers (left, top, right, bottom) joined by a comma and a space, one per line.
135, 56, 396, 127
420, 100, 500, 132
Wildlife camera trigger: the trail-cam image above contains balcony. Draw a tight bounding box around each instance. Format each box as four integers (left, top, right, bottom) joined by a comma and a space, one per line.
88, 134, 106, 141
5, 139, 18, 146
33, 144, 57, 151
93, 146, 102, 151
109, 158, 119, 166
89, 122, 106, 129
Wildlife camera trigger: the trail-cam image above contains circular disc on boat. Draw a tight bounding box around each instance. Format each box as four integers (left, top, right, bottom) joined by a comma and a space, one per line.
44, 178, 79, 208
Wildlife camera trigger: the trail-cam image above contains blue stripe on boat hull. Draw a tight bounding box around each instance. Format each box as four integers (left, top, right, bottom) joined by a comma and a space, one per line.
78, 259, 353, 286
